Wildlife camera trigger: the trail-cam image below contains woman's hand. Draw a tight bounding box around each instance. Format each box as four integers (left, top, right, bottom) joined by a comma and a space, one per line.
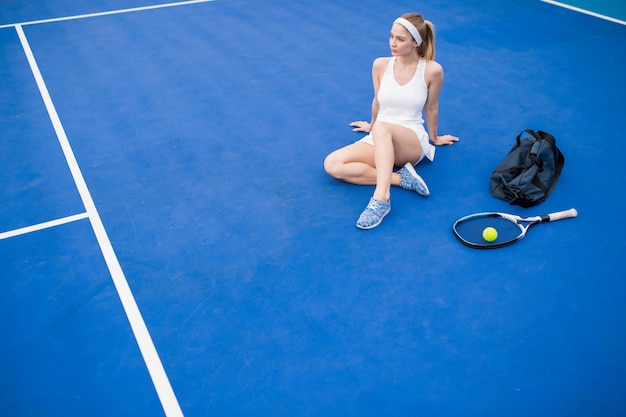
349, 121, 372, 132
432, 134, 459, 146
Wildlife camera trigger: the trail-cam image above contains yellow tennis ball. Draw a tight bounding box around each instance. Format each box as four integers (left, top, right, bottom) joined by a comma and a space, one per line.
482, 227, 498, 242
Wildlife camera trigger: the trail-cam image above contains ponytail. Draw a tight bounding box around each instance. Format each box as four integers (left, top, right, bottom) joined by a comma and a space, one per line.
421, 20, 436, 60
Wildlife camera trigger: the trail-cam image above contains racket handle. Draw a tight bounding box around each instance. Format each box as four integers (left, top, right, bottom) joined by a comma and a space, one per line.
544, 208, 578, 222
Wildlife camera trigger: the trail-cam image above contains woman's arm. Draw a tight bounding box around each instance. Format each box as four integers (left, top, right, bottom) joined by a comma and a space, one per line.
350, 57, 387, 133
424, 61, 458, 145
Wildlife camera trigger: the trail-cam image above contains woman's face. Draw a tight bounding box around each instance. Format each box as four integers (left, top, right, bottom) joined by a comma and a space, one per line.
389, 23, 417, 56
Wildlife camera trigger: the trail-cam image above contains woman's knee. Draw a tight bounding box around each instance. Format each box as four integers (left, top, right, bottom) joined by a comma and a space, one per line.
370, 122, 392, 142
323, 152, 341, 177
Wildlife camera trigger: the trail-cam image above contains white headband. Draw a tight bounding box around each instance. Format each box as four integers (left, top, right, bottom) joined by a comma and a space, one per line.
394, 17, 422, 46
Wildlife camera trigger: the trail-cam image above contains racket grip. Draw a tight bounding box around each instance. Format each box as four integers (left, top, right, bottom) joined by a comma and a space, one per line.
545, 208, 578, 222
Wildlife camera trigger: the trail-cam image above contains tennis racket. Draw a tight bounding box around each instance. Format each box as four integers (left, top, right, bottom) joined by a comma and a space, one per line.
453, 208, 578, 249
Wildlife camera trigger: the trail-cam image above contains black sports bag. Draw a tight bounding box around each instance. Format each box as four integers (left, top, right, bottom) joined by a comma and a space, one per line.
490, 129, 564, 208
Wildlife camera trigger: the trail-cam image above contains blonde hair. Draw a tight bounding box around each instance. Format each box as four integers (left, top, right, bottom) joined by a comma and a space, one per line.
400, 13, 436, 60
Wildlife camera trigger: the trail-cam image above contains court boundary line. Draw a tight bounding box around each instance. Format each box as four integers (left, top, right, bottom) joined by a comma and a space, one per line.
15, 24, 184, 417
0, 213, 89, 240
0, 0, 215, 29
540, 0, 626, 25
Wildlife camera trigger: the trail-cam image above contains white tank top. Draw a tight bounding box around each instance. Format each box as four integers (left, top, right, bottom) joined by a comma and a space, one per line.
376, 57, 435, 161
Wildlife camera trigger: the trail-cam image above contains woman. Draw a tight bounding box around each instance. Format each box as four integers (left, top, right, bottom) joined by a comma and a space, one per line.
324, 13, 459, 229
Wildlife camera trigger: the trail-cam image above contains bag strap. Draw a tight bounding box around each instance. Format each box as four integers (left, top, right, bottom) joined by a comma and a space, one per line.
537, 130, 557, 148
493, 130, 539, 174
538, 130, 564, 169
538, 130, 565, 196
516, 129, 541, 145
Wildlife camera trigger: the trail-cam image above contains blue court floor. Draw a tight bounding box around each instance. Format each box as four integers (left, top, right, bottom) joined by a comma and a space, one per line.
1, 1, 625, 416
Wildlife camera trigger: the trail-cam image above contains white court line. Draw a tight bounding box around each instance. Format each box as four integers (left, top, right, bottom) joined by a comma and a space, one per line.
15, 24, 184, 417
0, 213, 89, 241
0, 0, 214, 28
541, 0, 626, 25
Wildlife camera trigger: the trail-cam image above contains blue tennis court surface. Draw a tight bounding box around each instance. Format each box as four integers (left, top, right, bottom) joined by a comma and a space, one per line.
2, 0, 625, 416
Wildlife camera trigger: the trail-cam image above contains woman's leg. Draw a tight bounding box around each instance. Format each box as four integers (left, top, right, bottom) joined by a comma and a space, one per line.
324, 123, 424, 190
370, 122, 424, 202
353, 123, 426, 229
324, 142, 378, 185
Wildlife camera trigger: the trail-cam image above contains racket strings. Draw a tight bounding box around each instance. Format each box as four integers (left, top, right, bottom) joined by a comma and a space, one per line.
453, 216, 522, 247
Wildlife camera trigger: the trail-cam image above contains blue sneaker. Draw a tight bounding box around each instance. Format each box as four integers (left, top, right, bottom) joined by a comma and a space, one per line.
356, 197, 391, 229
398, 162, 430, 196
